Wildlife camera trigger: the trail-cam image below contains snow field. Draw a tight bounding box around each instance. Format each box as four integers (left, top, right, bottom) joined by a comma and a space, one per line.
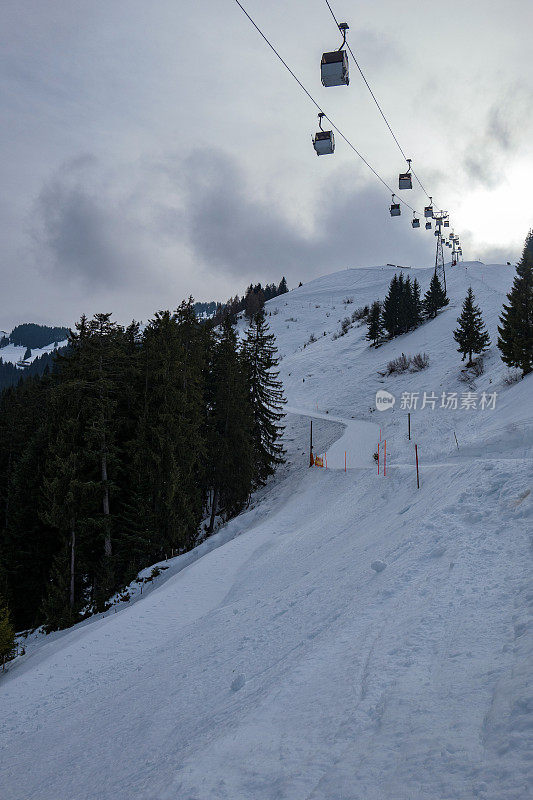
1, 261, 532, 800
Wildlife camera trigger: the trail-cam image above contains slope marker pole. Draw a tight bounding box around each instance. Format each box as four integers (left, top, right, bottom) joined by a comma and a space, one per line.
345, 451, 347, 472
377, 442, 380, 474
384, 440, 387, 476
408, 413, 411, 440
415, 444, 420, 489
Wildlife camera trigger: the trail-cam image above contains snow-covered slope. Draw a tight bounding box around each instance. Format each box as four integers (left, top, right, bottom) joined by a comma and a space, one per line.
0, 339, 68, 365
1, 262, 531, 800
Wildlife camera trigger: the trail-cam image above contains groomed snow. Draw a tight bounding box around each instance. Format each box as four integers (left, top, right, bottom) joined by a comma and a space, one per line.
1, 262, 531, 800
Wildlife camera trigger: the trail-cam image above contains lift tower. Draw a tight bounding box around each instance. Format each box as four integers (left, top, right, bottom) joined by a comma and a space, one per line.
433, 211, 448, 294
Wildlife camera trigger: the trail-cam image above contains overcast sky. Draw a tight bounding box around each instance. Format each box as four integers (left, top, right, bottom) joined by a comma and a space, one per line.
1, 0, 532, 329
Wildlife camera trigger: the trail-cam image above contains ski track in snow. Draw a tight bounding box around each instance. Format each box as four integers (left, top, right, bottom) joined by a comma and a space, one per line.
1, 263, 532, 800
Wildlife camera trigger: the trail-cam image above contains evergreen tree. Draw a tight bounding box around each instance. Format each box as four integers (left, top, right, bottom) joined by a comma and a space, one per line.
382, 274, 401, 338
398, 274, 412, 334
207, 317, 254, 532
0, 374, 56, 629
423, 272, 449, 319
453, 287, 491, 366
498, 231, 533, 376
23, 347, 31, 361
411, 278, 424, 328
278, 277, 289, 294
366, 301, 384, 346
242, 308, 285, 485
0, 596, 15, 669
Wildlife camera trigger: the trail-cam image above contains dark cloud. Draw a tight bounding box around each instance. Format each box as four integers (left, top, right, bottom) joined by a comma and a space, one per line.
32, 146, 435, 303
32, 156, 167, 289
462, 83, 533, 188
175, 148, 432, 286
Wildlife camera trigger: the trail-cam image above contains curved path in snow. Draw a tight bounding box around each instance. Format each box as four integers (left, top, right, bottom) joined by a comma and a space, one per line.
285, 406, 380, 469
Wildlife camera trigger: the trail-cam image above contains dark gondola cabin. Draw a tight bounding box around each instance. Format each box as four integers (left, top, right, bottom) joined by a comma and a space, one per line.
412, 217, 420, 228
425, 221, 432, 230
424, 205, 434, 218
313, 130, 335, 155
320, 50, 349, 86
390, 199, 401, 217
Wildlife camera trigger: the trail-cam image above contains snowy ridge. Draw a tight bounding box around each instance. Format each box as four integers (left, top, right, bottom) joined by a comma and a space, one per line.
1, 262, 532, 800
0, 339, 68, 366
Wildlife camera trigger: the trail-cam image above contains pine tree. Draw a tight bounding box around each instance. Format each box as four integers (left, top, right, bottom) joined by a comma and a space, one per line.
398, 274, 413, 334
423, 272, 449, 319
206, 317, 254, 532
0, 596, 15, 669
453, 287, 491, 366
498, 231, 533, 376
0, 374, 56, 630
366, 301, 383, 346
382, 274, 401, 338
242, 308, 285, 485
411, 278, 424, 328
278, 277, 289, 295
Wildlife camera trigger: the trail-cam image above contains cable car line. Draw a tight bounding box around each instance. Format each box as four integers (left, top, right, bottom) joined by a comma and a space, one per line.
232, 0, 419, 215
322, 0, 436, 206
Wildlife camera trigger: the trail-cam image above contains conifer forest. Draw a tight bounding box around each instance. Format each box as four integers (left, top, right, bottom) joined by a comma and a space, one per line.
0, 301, 285, 633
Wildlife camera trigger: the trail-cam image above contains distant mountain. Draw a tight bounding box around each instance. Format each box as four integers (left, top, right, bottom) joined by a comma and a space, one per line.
6, 323, 70, 349
0, 322, 70, 391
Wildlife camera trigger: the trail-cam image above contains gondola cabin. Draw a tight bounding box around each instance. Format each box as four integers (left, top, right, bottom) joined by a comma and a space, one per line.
399, 172, 412, 190
425, 221, 432, 230
424, 205, 434, 218
390, 201, 401, 217
313, 129, 335, 155
412, 217, 420, 228
320, 50, 349, 86
444, 219, 450, 227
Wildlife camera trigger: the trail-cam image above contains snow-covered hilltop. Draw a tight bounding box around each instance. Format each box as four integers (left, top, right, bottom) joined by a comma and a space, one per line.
1, 262, 531, 800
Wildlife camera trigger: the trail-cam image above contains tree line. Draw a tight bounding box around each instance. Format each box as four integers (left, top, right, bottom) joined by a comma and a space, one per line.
0, 301, 285, 635
366, 229, 533, 376
366, 271, 449, 346
3, 323, 70, 350
0, 349, 67, 392
212, 277, 289, 326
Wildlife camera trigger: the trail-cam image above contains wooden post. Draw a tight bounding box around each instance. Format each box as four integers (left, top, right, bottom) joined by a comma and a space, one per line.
415, 444, 420, 489
384, 440, 387, 476
309, 420, 313, 467
408, 413, 411, 440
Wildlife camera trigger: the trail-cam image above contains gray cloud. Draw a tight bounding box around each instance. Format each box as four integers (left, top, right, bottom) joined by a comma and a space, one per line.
462, 83, 533, 188
175, 148, 432, 287
1, 1, 532, 327
32, 156, 169, 290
